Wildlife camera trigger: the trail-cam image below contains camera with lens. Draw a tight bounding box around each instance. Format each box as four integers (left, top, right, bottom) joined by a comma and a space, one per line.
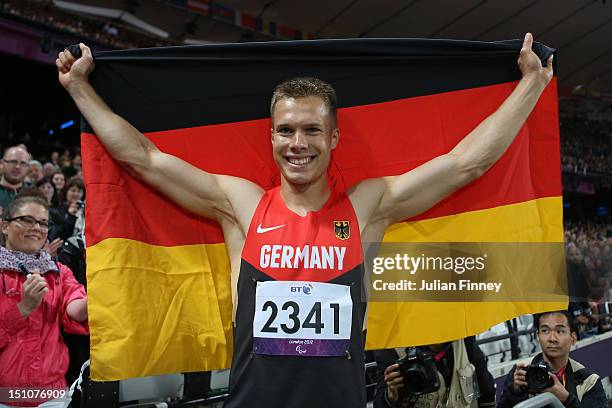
525, 362, 554, 392
395, 347, 440, 397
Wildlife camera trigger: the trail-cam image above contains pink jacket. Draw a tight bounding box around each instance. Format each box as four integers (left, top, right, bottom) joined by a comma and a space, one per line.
0, 263, 88, 407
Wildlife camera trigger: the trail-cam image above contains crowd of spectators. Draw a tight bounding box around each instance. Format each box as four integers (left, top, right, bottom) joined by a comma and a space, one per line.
0, 0, 172, 50
561, 118, 612, 174
565, 219, 611, 299
565, 219, 611, 338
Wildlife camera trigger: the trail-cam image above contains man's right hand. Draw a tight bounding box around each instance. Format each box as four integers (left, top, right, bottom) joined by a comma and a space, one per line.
512, 363, 528, 393
56, 43, 95, 90
384, 363, 404, 403
517, 33, 553, 84
17, 274, 48, 318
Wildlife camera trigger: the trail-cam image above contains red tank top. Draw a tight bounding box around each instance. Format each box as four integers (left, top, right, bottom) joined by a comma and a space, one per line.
241, 185, 363, 282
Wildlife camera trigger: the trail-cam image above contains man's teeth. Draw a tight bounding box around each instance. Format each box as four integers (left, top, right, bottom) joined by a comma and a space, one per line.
288, 157, 312, 165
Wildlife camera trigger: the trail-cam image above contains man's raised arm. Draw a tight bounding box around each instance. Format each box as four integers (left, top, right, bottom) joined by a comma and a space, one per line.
57, 44, 262, 226
352, 33, 554, 230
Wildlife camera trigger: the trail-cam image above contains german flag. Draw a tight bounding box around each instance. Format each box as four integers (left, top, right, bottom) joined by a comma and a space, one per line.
81, 39, 564, 380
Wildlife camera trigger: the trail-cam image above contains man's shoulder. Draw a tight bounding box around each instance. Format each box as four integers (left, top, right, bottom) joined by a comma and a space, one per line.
347, 178, 387, 231
216, 175, 265, 228
569, 358, 599, 383
0, 185, 17, 210
347, 178, 386, 204
0, 184, 15, 194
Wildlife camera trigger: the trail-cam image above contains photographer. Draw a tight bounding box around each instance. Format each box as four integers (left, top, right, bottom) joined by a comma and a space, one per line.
595, 300, 610, 334
498, 311, 606, 407
373, 336, 496, 407
569, 302, 599, 339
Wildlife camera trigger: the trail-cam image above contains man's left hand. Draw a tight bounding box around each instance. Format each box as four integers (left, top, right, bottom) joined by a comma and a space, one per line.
543, 372, 569, 403
517, 33, 554, 85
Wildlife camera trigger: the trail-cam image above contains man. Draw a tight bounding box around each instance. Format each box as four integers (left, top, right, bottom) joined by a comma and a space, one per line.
50, 151, 59, 166
0, 146, 30, 216
374, 337, 496, 407
498, 311, 606, 407
42, 161, 56, 179
569, 301, 598, 339
57, 34, 552, 408
27, 159, 44, 184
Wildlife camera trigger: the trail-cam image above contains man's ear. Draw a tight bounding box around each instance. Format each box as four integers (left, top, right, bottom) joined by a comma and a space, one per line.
571, 332, 577, 345
1, 220, 9, 236
331, 127, 339, 150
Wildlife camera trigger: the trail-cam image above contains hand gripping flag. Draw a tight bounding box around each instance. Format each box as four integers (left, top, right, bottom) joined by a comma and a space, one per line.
81, 38, 565, 380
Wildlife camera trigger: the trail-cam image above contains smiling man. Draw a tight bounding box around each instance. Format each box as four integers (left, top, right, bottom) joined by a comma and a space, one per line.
498, 311, 606, 407
58, 34, 553, 408
0, 146, 31, 215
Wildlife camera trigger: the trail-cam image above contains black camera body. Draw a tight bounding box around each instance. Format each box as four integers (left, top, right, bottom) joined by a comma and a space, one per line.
396, 347, 440, 397
525, 362, 554, 392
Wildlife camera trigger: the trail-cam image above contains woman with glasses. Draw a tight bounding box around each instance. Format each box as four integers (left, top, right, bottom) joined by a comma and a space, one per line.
0, 196, 88, 407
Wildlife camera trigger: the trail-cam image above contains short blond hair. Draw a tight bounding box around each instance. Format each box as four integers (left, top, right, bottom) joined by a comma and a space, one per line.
270, 77, 338, 125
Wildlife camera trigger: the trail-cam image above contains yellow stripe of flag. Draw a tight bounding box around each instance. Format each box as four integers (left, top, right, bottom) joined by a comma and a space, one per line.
366, 197, 566, 349
86, 197, 564, 378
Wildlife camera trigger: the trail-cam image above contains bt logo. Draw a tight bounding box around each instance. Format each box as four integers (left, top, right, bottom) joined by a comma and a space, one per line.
291, 284, 314, 295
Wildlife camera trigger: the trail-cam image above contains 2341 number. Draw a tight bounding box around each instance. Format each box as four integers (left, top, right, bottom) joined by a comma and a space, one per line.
260, 301, 340, 335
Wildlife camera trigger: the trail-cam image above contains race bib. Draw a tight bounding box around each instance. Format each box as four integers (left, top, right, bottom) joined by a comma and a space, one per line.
253, 281, 353, 357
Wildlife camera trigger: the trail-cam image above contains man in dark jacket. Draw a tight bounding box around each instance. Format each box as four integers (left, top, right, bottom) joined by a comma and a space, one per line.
498, 310, 606, 407
374, 336, 496, 407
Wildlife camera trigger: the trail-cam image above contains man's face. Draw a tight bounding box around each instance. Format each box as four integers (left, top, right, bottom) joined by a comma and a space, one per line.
28, 164, 43, 183
2, 148, 30, 185
537, 313, 576, 361
566, 246, 582, 264
271, 96, 338, 187
43, 163, 54, 178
